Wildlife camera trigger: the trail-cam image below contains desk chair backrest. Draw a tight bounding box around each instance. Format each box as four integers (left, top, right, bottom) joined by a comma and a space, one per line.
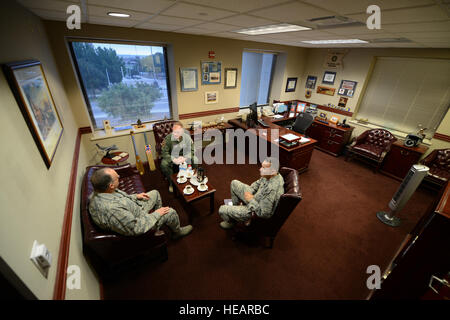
292, 112, 314, 134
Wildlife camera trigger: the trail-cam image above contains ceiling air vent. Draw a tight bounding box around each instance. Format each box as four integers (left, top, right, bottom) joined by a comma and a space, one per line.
307, 16, 365, 29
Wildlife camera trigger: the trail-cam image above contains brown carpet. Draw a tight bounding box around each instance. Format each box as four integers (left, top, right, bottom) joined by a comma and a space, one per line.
102, 148, 436, 300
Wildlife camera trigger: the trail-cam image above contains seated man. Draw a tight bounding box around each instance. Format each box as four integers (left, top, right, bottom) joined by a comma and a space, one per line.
218, 157, 284, 229
89, 167, 193, 239
161, 121, 198, 192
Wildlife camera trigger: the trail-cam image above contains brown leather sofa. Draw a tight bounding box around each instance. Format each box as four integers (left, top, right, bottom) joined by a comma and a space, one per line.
421, 148, 450, 189
81, 164, 168, 280
233, 167, 302, 248
346, 129, 397, 172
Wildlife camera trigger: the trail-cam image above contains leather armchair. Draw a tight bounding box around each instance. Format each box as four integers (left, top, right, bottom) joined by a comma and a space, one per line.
81, 164, 168, 280
233, 167, 302, 248
152, 120, 177, 165
421, 148, 450, 189
345, 129, 397, 172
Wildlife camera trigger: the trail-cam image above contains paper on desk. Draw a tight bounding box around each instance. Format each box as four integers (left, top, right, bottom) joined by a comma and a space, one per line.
281, 133, 299, 142
119, 152, 128, 157
272, 115, 284, 119
299, 137, 311, 144
112, 156, 121, 161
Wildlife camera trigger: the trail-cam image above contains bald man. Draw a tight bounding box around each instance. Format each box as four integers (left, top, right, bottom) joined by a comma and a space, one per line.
89, 167, 192, 239
218, 157, 284, 229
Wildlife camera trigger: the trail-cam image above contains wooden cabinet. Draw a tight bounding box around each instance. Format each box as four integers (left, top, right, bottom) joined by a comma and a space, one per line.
306, 120, 354, 156
382, 141, 428, 180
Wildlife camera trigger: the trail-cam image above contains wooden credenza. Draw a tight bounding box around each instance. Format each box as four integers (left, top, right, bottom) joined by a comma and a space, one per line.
305, 120, 354, 156
381, 141, 429, 180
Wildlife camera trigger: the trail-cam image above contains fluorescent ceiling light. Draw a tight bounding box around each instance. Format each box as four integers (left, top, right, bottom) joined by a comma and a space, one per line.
302, 39, 368, 44
107, 12, 130, 18
234, 23, 311, 35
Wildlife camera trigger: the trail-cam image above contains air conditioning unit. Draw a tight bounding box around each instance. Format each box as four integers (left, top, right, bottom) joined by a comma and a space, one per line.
377, 164, 429, 227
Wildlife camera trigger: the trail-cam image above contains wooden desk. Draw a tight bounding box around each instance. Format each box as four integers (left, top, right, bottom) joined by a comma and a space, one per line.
228, 116, 317, 173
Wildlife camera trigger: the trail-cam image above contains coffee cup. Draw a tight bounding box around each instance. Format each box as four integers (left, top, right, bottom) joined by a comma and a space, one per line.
199, 183, 206, 190
185, 185, 193, 193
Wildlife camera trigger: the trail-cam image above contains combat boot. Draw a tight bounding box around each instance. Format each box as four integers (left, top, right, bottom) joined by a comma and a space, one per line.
172, 225, 193, 240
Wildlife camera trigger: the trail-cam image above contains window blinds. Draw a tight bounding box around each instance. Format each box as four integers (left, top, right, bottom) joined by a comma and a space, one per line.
356, 57, 450, 138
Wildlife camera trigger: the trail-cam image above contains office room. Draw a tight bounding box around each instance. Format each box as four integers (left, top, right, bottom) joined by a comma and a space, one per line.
0, 0, 449, 304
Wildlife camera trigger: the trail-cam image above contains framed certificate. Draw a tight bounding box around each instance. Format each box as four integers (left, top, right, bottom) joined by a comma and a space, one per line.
224, 68, 237, 89
322, 71, 336, 85
180, 68, 198, 92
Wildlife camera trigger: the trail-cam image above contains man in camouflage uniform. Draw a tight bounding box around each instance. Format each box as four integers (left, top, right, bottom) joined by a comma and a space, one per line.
161, 122, 198, 192
89, 167, 193, 239
218, 157, 285, 229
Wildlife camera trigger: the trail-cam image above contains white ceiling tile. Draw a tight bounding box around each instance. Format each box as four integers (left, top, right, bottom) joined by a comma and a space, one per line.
347, 5, 449, 25
87, 0, 176, 13
250, 2, 335, 23
382, 21, 450, 33
182, 0, 291, 13
325, 26, 392, 36
192, 22, 240, 32
16, 0, 79, 12
143, 15, 200, 27
393, 31, 450, 40
162, 2, 236, 21
88, 15, 141, 27
420, 42, 450, 48
88, 5, 153, 20
136, 22, 183, 31
301, 0, 435, 15
216, 14, 277, 27
25, 8, 69, 21
174, 27, 219, 35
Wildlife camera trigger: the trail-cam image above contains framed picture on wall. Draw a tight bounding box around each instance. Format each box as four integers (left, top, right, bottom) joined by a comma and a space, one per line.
2, 60, 64, 169
305, 75, 317, 89
205, 91, 218, 104
180, 67, 198, 92
338, 80, 357, 97
322, 71, 336, 85
224, 68, 237, 89
285, 77, 298, 92
201, 61, 222, 85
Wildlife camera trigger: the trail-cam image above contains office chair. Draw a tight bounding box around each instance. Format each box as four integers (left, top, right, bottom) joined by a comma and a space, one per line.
292, 112, 314, 135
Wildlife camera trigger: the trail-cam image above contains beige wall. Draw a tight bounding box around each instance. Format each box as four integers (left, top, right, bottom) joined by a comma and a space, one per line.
43, 20, 307, 165
0, 0, 100, 300
298, 48, 450, 156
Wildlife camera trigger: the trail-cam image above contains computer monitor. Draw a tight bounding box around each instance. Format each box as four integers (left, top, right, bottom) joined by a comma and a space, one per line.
297, 103, 306, 113
247, 102, 258, 128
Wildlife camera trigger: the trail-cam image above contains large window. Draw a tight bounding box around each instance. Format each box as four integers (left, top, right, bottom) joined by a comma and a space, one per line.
356, 57, 450, 138
239, 51, 276, 107
69, 40, 172, 130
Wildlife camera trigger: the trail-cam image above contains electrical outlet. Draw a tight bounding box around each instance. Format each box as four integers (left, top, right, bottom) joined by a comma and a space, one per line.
30, 240, 51, 278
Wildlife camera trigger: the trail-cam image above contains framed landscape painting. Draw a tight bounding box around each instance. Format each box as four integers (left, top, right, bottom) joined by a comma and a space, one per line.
2, 60, 63, 168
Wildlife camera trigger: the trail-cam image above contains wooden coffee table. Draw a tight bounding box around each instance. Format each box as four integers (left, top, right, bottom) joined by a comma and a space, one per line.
170, 173, 216, 222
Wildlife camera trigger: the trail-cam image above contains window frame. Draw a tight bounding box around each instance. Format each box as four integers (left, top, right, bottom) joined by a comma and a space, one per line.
239, 50, 277, 109
67, 38, 174, 131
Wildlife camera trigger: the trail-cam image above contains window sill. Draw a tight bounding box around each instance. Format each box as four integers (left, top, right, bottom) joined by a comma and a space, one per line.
348, 120, 432, 146
90, 123, 154, 141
